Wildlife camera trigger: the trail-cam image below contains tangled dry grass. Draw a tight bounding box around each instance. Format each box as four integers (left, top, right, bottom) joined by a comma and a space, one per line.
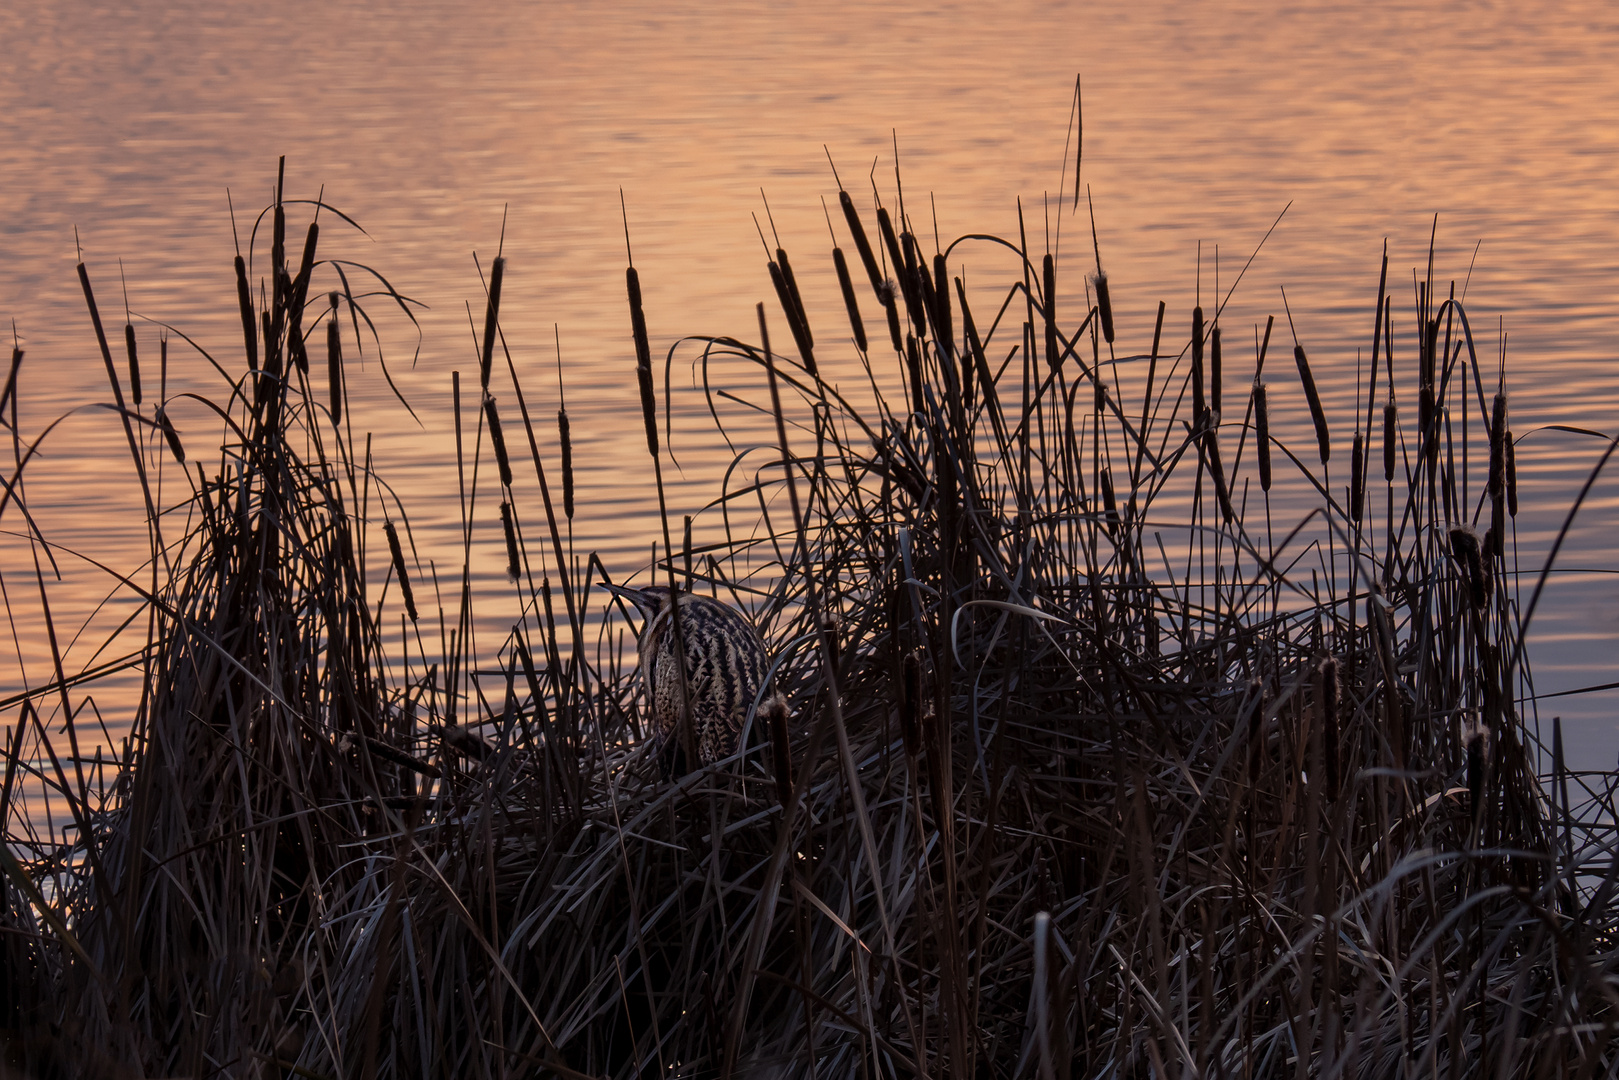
2, 156, 1617, 1078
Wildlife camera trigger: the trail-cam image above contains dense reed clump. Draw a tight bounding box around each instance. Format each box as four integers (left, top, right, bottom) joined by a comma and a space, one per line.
2, 158, 1617, 1080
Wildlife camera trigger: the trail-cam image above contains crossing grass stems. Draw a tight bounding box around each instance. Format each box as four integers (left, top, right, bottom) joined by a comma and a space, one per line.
0, 163, 1616, 1079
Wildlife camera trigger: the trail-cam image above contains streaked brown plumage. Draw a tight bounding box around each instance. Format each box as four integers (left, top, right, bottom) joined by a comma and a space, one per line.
600, 583, 771, 769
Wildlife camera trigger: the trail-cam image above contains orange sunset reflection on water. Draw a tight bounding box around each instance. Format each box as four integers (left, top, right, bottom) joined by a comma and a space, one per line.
3, 0, 1619, 797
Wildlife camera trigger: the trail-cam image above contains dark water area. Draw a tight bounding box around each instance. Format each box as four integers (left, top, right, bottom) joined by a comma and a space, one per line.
4, 0, 1619, 808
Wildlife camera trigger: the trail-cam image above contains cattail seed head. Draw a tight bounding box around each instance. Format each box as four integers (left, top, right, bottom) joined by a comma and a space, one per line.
558, 408, 574, 520
1488, 392, 1508, 497
156, 406, 184, 464
326, 318, 342, 424
1043, 254, 1060, 371
234, 254, 258, 371
1448, 525, 1488, 611
1350, 432, 1365, 522
1094, 270, 1115, 344
832, 247, 868, 353
932, 253, 953, 353
384, 519, 418, 622
1506, 434, 1518, 516
768, 258, 817, 376
500, 500, 521, 582
1383, 399, 1397, 482
1320, 656, 1340, 795
480, 256, 505, 391
124, 323, 141, 406
1210, 325, 1222, 416
883, 290, 904, 354
1254, 382, 1272, 492
1192, 306, 1205, 367
484, 395, 513, 488
1294, 344, 1330, 463
839, 190, 885, 298
1100, 466, 1119, 534
1204, 429, 1233, 523
905, 334, 924, 416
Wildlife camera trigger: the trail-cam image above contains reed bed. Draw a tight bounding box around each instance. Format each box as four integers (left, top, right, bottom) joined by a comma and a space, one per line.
1, 160, 1617, 1080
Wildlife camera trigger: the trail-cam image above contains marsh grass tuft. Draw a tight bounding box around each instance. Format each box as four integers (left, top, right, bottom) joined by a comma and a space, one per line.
0, 164, 1615, 1080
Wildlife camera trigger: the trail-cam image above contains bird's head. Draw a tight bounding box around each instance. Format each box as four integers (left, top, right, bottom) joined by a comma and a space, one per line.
596, 581, 676, 623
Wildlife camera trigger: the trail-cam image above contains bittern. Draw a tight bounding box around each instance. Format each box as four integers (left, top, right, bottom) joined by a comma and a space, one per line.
599, 582, 772, 771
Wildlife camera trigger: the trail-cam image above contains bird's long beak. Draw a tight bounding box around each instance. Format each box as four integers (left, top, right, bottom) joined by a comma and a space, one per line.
597, 580, 659, 620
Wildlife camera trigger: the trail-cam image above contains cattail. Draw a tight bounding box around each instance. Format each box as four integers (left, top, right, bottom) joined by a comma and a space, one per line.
1191, 320, 1207, 432
1209, 325, 1221, 416
1383, 398, 1397, 481
932, 253, 953, 352
839, 190, 885, 298
516, 633, 545, 715
1506, 434, 1518, 516
384, 520, 418, 622
558, 408, 574, 520
124, 323, 141, 406
1448, 525, 1488, 611
1294, 345, 1330, 463
905, 334, 924, 416
1488, 392, 1508, 497
1320, 656, 1340, 796
1254, 382, 1272, 492
875, 208, 906, 298
768, 259, 816, 375
484, 396, 513, 488
1350, 432, 1365, 522
500, 500, 521, 582
0, 347, 22, 420
766, 693, 793, 807
234, 254, 258, 371
627, 267, 658, 457
956, 277, 984, 408
1100, 467, 1119, 534
882, 287, 904, 354
327, 316, 342, 424
1094, 270, 1115, 344
480, 256, 505, 390
899, 649, 922, 756
832, 247, 868, 353
899, 232, 927, 338
1491, 487, 1505, 558
1204, 429, 1233, 523
1043, 254, 1060, 371
156, 406, 184, 464
777, 248, 812, 348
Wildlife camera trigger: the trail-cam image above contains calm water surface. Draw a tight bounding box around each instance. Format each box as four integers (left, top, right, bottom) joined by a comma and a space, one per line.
5, 0, 1619, 784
